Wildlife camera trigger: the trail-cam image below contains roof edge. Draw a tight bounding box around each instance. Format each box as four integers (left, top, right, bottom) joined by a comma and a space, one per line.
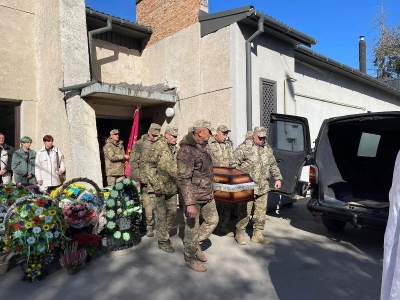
86, 7, 152, 35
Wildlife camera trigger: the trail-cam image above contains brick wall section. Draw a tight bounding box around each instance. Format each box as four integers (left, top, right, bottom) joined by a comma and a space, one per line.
137, 0, 208, 47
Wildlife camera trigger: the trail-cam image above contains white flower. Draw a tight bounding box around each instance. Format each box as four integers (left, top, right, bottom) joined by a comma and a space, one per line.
117, 208, 122, 214
124, 197, 129, 201
33, 226, 41, 234
45, 232, 54, 239
45, 215, 53, 223
35, 208, 44, 216
117, 201, 121, 207
27, 237, 36, 244
54, 231, 60, 238
20, 211, 28, 218
13, 230, 22, 238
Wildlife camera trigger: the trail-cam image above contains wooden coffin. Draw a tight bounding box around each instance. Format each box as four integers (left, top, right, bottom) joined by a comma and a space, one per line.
213, 167, 254, 204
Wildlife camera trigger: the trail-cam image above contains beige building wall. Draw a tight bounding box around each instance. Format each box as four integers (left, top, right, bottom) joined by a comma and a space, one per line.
140, 23, 231, 136
0, 1, 37, 142
92, 39, 142, 84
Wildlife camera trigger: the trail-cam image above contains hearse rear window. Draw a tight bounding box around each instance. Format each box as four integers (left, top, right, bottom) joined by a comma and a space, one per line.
271, 121, 305, 152
357, 132, 381, 157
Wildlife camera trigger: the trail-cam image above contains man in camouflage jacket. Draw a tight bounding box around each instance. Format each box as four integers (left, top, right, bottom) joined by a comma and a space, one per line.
144, 126, 179, 253
208, 125, 235, 236
103, 129, 129, 187
137, 123, 162, 237
177, 120, 219, 272
233, 126, 282, 245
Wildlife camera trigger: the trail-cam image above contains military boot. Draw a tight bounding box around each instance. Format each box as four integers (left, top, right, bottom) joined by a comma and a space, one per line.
185, 257, 207, 272
196, 246, 207, 262
235, 230, 246, 245
146, 227, 154, 237
220, 227, 234, 237
158, 240, 175, 253
251, 231, 271, 245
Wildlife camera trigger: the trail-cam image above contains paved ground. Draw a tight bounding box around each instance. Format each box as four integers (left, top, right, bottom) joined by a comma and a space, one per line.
0, 198, 384, 300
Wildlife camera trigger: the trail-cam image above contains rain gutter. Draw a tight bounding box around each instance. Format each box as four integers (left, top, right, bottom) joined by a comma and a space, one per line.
59, 17, 112, 93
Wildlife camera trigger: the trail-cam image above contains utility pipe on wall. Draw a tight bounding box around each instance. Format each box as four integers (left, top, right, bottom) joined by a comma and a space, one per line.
59, 17, 112, 93
245, 15, 264, 131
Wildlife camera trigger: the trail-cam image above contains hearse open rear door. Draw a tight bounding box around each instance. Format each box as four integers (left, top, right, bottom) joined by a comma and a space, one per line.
268, 113, 311, 197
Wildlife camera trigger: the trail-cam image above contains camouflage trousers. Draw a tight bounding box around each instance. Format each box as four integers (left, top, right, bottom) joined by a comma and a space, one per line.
155, 194, 177, 242
216, 202, 231, 229
142, 186, 155, 229
236, 193, 268, 232
183, 199, 219, 258
106, 176, 125, 187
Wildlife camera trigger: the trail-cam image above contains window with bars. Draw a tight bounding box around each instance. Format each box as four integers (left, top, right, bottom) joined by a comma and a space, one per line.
259, 78, 277, 131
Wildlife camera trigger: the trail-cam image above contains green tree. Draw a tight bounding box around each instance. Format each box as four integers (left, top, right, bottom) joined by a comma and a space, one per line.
373, 5, 400, 78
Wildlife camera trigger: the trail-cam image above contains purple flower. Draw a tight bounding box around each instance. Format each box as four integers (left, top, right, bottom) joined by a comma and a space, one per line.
65, 209, 72, 215
78, 211, 85, 218
76, 204, 82, 209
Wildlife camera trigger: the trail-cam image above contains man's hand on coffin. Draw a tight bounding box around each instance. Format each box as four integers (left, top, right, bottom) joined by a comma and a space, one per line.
186, 205, 196, 219
274, 180, 282, 189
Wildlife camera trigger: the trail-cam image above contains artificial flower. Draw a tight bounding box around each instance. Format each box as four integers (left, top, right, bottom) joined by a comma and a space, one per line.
113, 231, 121, 239
42, 225, 50, 231
37, 199, 46, 207
35, 207, 44, 216
110, 190, 118, 198
13, 230, 22, 238
33, 216, 41, 226
117, 208, 122, 214
15, 245, 23, 252
115, 182, 123, 190
106, 211, 115, 219
103, 192, 110, 198
37, 245, 45, 253
48, 210, 57, 216
25, 204, 32, 211
32, 226, 41, 234
20, 211, 28, 218
45, 215, 53, 223
27, 237, 36, 244
24, 222, 32, 229
45, 232, 53, 239
107, 221, 116, 230
122, 232, 130, 241
107, 199, 115, 207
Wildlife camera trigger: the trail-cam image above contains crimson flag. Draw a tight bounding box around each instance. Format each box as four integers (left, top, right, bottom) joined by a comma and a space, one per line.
125, 108, 140, 178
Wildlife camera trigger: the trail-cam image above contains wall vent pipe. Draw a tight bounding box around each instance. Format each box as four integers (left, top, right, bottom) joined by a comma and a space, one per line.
359, 36, 366, 73
245, 15, 264, 131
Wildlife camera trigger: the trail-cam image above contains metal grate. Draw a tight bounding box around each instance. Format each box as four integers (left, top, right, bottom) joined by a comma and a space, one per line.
260, 79, 277, 130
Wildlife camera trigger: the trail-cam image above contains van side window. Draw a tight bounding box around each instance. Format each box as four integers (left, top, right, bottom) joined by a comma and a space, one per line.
270, 121, 304, 152
357, 132, 381, 157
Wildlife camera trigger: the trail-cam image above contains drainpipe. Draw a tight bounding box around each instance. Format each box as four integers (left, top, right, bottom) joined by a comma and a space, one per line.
59, 17, 112, 93
246, 15, 264, 131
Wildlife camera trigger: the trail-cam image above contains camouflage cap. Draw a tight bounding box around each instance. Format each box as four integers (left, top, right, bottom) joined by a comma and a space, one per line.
110, 129, 120, 135
193, 119, 212, 131
217, 125, 230, 133
253, 126, 267, 137
149, 123, 161, 136
165, 126, 179, 136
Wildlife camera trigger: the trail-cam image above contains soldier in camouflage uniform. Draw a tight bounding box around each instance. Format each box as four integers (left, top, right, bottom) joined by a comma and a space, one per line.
144, 126, 179, 253
130, 123, 162, 237
177, 120, 219, 272
103, 129, 129, 187
208, 125, 235, 237
233, 126, 282, 245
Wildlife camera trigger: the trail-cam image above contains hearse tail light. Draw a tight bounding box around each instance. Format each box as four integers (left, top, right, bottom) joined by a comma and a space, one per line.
309, 165, 318, 184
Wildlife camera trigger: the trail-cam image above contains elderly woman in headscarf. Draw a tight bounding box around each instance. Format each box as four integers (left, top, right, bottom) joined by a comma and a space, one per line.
11, 136, 37, 185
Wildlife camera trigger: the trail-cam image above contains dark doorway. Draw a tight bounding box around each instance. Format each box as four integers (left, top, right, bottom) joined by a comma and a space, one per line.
0, 103, 20, 149
96, 117, 152, 186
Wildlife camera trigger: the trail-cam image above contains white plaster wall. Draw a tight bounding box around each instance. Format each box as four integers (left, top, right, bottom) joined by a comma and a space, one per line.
294, 60, 400, 143
140, 23, 231, 138
230, 23, 295, 147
